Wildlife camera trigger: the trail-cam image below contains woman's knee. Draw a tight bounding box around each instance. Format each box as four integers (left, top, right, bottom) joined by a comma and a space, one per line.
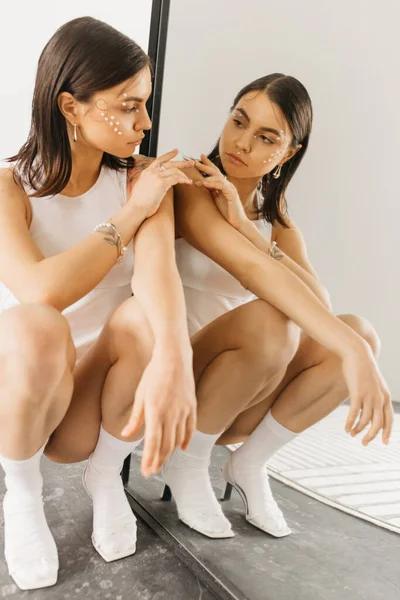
0, 303, 75, 396
338, 313, 381, 358
236, 300, 300, 377
103, 297, 154, 362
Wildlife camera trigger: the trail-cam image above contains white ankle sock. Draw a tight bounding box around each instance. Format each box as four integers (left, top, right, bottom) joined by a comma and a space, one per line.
1, 443, 59, 590
90, 426, 142, 476
84, 426, 142, 561
1, 443, 45, 497
233, 410, 297, 470
177, 429, 220, 464
226, 410, 296, 537
162, 430, 234, 538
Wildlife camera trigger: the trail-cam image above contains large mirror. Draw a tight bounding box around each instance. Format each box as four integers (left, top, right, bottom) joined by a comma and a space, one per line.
136, 1, 400, 598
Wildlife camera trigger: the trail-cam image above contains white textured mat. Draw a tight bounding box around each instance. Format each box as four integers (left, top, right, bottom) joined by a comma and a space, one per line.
229, 405, 400, 534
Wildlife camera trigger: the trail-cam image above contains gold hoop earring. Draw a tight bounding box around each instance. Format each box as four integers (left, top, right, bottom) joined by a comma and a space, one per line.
272, 164, 282, 179
73, 123, 77, 143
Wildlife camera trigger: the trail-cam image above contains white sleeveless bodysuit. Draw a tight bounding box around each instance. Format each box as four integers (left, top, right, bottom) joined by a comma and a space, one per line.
175, 215, 273, 336
0, 165, 134, 359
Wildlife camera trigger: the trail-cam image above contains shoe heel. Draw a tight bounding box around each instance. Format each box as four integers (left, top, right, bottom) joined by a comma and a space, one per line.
220, 482, 233, 502
160, 485, 172, 501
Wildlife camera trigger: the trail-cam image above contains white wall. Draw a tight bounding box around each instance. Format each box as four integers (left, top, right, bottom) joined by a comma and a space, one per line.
158, 0, 400, 399
0, 0, 153, 161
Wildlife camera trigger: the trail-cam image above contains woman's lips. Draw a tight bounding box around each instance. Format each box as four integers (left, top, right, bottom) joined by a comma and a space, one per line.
226, 152, 247, 166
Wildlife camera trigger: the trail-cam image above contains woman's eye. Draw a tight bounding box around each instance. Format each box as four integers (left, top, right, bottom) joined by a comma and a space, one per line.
233, 118, 244, 127
125, 106, 139, 114
260, 135, 273, 144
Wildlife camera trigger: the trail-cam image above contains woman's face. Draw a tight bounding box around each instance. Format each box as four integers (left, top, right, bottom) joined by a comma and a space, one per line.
75, 67, 152, 159
219, 91, 298, 179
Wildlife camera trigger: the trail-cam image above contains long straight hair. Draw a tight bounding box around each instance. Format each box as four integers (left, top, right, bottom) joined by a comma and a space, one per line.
7, 17, 151, 197
208, 74, 313, 227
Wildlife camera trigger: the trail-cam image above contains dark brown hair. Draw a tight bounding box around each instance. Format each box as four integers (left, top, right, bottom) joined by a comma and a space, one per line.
7, 16, 151, 197
208, 73, 313, 227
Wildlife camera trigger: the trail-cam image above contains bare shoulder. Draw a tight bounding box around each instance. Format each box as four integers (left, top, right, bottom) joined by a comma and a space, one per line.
127, 154, 155, 182
0, 167, 31, 222
133, 154, 156, 170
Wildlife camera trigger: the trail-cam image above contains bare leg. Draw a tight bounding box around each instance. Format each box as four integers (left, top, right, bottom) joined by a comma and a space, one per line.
192, 299, 299, 432
161, 299, 299, 538
45, 297, 155, 563
0, 304, 75, 590
217, 314, 380, 538
45, 297, 154, 463
220, 314, 380, 443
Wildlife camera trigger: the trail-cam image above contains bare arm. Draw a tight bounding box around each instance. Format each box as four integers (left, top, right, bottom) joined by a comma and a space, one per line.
238, 217, 332, 309
132, 187, 192, 355
0, 168, 145, 312
174, 173, 360, 359
125, 187, 196, 476
175, 167, 392, 447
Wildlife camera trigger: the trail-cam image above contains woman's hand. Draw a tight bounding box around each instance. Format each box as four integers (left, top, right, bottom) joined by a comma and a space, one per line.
343, 341, 393, 445
121, 351, 197, 477
127, 149, 194, 220
194, 154, 249, 230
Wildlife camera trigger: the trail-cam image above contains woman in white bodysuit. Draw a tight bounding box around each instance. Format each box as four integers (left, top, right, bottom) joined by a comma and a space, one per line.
160, 73, 393, 540
0, 17, 197, 591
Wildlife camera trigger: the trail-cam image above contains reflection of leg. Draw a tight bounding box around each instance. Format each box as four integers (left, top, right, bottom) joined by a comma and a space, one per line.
162, 300, 299, 538
220, 314, 380, 536
0, 305, 75, 590
162, 430, 234, 538
82, 298, 154, 562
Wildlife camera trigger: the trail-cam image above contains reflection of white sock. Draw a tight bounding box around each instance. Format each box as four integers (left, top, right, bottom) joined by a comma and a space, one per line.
1, 443, 59, 590
229, 410, 296, 536
84, 426, 143, 561
162, 430, 233, 538
233, 410, 296, 470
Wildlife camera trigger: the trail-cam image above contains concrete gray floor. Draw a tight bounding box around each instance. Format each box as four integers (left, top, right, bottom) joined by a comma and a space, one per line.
127, 444, 400, 600
0, 458, 216, 600
1, 428, 399, 600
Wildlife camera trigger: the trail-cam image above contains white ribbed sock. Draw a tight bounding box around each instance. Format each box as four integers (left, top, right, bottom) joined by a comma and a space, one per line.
1, 443, 45, 497
90, 426, 142, 475
1, 442, 59, 589
162, 430, 233, 538
176, 429, 220, 464
233, 410, 297, 470
84, 426, 142, 560
227, 410, 296, 536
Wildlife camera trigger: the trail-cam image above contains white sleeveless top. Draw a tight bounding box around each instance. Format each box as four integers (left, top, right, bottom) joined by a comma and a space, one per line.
175, 214, 272, 336
0, 165, 134, 358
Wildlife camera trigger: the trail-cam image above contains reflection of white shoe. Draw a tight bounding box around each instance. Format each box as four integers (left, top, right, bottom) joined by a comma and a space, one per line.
3, 491, 59, 590
221, 453, 291, 538
83, 459, 137, 562
161, 452, 234, 539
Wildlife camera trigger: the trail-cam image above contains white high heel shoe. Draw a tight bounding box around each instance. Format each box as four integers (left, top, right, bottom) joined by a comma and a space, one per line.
3, 492, 59, 590
83, 460, 137, 562
160, 456, 234, 539
221, 453, 291, 538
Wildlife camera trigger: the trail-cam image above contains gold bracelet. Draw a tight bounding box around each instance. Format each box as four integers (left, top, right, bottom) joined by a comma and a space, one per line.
268, 241, 284, 261
93, 222, 127, 264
